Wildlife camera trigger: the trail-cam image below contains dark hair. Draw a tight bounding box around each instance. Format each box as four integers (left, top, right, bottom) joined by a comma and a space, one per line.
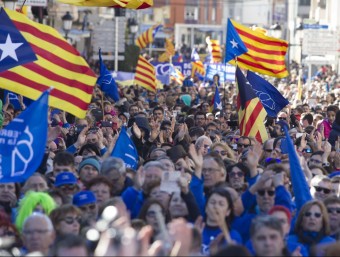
138, 198, 170, 224
50, 234, 88, 257
326, 105, 339, 113
53, 151, 75, 167
302, 113, 313, 125
194, 111, 206, 119
78, 143, 101, 157
310, 151, 324, 158
212, 245, 251, 257
153, 106, 164, 114
226, 163, 250, 181
86, 176, 113, 194
205, 187, 234, 227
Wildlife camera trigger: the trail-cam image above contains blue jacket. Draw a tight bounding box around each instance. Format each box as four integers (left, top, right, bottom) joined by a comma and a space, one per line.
287, 233, 335, 255
189, 174, 206, 216
121, 187, 145, 219
201, 225, 242, 256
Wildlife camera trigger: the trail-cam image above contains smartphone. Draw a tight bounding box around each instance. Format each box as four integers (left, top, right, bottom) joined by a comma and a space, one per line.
75, 125, 86, 134
101, 121, 113, 127
160, 171, 181, 194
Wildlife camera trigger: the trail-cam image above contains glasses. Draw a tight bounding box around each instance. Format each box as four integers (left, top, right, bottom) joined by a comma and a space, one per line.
79, 204, 96, 212
310, 158, 322, 164
257, 190, 275, 197
278, 117, 287, 120
264, 149, 273, 153
59, 184, 77, 190
314, 186, 331, 194
61, 216, 82, 225
304, 212, 322, 218
202, 168, 221, 174
214, 150, 227, 156
327, 207, 340, 214
237, 143, 250, 148
265, 158, 282, 163
203, 144, 210, 149
229, 171, 244, 178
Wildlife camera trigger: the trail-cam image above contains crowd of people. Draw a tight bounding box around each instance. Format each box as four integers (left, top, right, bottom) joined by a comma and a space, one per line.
0, 63, 340, 256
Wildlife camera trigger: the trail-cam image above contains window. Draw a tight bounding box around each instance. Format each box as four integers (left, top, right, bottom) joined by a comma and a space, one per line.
184, 6, 198, 21
212, 7, 216, 22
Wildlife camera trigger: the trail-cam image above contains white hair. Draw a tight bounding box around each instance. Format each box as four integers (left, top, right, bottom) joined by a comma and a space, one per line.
23, 212, 54, 231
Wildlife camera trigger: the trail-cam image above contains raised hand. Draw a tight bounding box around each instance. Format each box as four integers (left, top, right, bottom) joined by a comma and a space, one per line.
132, 122, 142, 139
188, 144, 203, 178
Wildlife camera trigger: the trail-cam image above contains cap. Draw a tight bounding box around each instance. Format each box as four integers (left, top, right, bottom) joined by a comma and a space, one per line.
73, 191, 96, 207
54, 172, 77, 187
78, 158, 100, 173
166, 145, 187, 163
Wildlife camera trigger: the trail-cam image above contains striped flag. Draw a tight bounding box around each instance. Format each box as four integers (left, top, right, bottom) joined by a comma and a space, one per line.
165, 38, 175, 56
57, 0, 153, 8
135, 25, 162, 49
0, 8, 96, 118
227, 19, 288, 78
236, 67, 268, 143
169, 65, 184, 85
191, 61, 205, 77
207, 37, 222, 63
134, 55, 156, 92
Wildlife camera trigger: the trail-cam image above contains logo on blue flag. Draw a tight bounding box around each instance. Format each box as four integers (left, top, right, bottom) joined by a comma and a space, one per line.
224, 19, 248, 63
4, 90, 33, 110
111, 126, 138, 170
0, 90, 49, 183
191, 48, 200, 62
96, 48, 120, 102
246, 71, 289, 117
213, 86, 222, 110
0, 9, 37, 73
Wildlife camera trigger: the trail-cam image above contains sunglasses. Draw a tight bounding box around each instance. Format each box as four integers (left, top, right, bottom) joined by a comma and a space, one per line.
214, 150, 228, 156
265, 158, 282, 163
59, 184, 77, 190
304, 212, 322, 218
257, 190, 275, 196
229, 171, 244, 178
310, 158, 322, 164
327, 207, 340, 214
62, 216, 81, 225
264, 149, 273, 153
278, 117, 287, 120
314, 186, 331, 194
237, 143, 250, 148
79, 204, 96, 211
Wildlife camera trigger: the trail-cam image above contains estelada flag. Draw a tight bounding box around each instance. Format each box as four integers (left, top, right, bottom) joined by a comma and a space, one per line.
0, 8, 96, 118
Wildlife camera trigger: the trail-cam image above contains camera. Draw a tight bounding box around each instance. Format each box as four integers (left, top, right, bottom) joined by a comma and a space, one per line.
101, 121, 113, 127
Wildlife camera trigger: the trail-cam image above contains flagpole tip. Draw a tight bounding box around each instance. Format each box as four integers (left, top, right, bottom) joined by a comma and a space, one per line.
47, 87, 54, 93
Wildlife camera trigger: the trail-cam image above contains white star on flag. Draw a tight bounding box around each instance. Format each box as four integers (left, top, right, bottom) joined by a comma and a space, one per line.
230, 39, 238, 49
216, 101, 223, 110
0, 34, 23, 62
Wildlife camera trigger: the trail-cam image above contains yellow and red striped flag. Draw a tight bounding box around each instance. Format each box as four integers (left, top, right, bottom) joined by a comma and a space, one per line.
134, 55, 156, 92
207, 37, 222, 63
191, 61, 205, 77
228, 19, 288, 78
0, 8, 96, 118
135, 25, 162, 49
57, 0, 153, 8
236, 67, 268, 143
165, 38, 175, 56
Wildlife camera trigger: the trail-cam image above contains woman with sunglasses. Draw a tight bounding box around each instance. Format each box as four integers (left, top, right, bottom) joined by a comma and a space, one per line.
226, 163, 249, 194
288, 200, 335, 255
50, 204, 82, 237
210, 142, 235, 161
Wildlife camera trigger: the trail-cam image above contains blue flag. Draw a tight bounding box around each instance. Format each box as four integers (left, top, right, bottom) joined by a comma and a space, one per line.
96, 49, 120, 102
281, 122, 312, 213
224, 19, 248, 63
191, 48, 200, 62
4, 91, 33, 110
213, 86, 222, 110
246, 71, 289, 117
0, 90, 50, 183
111, 126, 138, 170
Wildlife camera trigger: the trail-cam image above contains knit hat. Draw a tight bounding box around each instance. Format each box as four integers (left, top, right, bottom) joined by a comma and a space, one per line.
54, 172, 77, 187
78, 158, 100, 173
166, 145, 187, 163
73, 191, 96, 207
268, 205, 292, 224
134, 116, 151, 139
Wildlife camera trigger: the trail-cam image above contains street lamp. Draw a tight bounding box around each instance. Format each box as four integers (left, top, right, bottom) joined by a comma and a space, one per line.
62, 11, 73, 40
269, 23, 282, 39
128, 18, 138, 44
